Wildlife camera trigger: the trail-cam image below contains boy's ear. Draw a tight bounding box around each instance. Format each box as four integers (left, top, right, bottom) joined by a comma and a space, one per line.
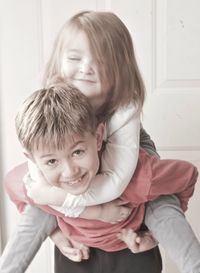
23, 149, 35, 162
95, 123, 105, 151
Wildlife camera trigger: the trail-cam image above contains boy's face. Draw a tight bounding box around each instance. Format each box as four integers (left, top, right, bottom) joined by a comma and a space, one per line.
31, 124, 104, 195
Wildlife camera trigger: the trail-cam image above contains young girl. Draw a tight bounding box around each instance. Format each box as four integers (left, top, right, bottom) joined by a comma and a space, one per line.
1, 10, 200, 273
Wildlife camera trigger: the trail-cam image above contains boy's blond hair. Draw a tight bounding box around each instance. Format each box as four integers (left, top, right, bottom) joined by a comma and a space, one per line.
15, 82, 97, 153
42, 11, 145, 122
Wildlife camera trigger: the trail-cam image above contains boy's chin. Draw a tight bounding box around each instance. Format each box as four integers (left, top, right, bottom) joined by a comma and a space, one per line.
61, 182, 90, 195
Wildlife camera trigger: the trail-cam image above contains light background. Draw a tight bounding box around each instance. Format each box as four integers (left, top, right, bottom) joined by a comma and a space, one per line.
0, 0, 200, 272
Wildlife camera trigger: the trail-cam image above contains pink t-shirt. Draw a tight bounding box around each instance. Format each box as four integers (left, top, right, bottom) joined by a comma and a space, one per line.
4, 148, 198, 251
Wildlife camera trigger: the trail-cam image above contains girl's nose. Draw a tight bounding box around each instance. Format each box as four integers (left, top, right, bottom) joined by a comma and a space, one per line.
79, 60, 93, 75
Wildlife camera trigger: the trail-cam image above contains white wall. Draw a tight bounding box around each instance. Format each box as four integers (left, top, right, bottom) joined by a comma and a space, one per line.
0, 1, 200, 272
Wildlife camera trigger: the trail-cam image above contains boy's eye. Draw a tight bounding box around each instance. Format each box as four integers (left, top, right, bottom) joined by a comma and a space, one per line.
47, 159, 57, 166
72, 149, 85, 157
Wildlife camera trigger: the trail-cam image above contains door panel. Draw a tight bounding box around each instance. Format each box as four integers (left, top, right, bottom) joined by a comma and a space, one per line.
1, 1, 199, 272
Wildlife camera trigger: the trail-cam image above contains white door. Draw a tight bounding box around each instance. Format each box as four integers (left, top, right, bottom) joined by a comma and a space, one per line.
1, 1, 200, 272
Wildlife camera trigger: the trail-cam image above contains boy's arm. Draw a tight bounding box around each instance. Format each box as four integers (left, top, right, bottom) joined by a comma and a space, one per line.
0, 205, 57, 273
50, 227, 89, 262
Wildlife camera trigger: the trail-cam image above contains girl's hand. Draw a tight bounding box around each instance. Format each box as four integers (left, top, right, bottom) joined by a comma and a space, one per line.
99, 199, 131, 223
117, 228, 159, 253
50, 227, 89, 262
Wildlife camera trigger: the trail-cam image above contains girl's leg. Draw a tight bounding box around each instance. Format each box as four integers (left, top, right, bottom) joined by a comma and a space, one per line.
54, 245, 162, 273
0, 205, 57, 273
145, 195, 200, 273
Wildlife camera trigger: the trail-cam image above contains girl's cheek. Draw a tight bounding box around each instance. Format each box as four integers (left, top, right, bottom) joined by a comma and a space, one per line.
61, 64, 70, 77
63, 63, 75, 76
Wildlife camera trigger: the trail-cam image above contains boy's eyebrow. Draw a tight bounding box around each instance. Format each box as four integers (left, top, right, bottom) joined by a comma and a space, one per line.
70, 140, 86, 150
39, 153, 56, 159
39, 140, 86, 158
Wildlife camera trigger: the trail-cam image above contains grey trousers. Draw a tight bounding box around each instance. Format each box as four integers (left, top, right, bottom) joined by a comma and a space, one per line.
1, 195, 200, 273
145, 195, 200, 273
0, 205, 57, 273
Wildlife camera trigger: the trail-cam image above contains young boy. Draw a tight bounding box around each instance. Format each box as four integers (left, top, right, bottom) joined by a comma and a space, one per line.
1, 83, 199, 272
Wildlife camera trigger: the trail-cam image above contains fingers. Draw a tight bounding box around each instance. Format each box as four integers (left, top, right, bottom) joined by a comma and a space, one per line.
109, 202, 131, 224
51, 229, 88, 262
57, 239, 84, 262
80, 245, 90, 260
70, 238, 90, 260
113, 198, 129, 206
119, 229, 159, 253
60, 246, 83, 262
135, 236, 141, 244
111, 207, 131, 223
117, 228, 137, 243
117, 229, 141, 253
114, 199, 131, 222
137, 231, 159, 245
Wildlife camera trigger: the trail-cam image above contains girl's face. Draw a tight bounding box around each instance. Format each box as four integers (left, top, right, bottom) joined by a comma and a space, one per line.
61, 30, 110, 111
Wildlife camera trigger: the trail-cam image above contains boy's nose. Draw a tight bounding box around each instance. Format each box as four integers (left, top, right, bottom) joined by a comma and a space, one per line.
61, 162, 79, 180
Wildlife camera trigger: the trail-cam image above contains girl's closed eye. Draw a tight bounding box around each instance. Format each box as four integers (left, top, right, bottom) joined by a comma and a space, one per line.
67, 55, 81, 61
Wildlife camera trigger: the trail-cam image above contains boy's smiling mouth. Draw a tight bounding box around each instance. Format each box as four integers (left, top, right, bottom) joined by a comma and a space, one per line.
59, 173, 87, 186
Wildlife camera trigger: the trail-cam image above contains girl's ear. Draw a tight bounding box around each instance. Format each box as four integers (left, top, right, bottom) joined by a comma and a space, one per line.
95, 123, 105, 151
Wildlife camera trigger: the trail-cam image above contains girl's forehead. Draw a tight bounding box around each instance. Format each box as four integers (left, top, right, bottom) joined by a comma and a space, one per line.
62, 27, 106, 70
64, 28, 88, 46
63, 27, 100, 55
62, 29, 100, 62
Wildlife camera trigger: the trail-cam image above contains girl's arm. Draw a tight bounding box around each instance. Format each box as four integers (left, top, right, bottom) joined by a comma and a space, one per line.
28, 104, 140, 217
26, 166, 131, 223
64, 104, 140, 210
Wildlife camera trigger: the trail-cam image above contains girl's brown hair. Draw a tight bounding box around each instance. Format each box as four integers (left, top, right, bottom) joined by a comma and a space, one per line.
43, 11, 145, 122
